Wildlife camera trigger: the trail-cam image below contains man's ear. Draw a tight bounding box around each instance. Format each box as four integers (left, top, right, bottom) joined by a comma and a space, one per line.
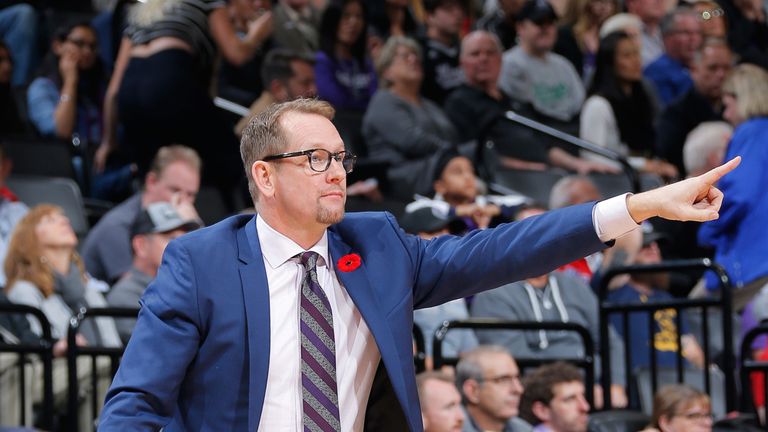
462, 379, 481, 405
131, 235, 147, 259
433, 178, 445, 196
252, 160, 275, 198
531, 400, 551, 424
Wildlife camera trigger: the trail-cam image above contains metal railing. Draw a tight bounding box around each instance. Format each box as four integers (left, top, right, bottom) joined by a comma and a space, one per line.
504, 110, 641, 192
597, 258, 735, 412
432, 318, 595, 405
0, 303, 55, 429
67, 306, 139, 432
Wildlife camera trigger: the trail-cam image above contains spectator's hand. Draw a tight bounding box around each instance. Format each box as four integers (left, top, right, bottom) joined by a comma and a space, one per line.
575, 159, 621, 175
644, 159, 679, 181
93, 143, 112, 173
246, 10, 273, 46
52, 334, 88, 357
171, 193, 202, 223
59, 51, 79, 84
499, 156, 548, 171
347, 179, 383, 202
626, 156, 740, 223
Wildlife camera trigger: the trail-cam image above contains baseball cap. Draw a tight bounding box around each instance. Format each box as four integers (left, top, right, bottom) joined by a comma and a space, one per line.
641, 220, 668, 247
400, 206, 453, 235
518, 0, 558, 24
131, 202, 202, 237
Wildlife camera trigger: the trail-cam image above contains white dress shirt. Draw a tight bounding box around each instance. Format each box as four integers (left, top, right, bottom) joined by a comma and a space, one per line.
256, 215, 379, 432
256, 196, 638, 431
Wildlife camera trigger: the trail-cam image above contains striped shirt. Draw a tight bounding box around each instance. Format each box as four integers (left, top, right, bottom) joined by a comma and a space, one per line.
125, 0, 225, 78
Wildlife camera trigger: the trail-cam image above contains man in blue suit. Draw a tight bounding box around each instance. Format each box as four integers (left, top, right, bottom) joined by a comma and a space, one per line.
99, 99, 739, 431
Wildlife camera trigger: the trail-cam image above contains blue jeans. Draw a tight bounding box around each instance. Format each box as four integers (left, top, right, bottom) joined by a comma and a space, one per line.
0, 4, 38, 86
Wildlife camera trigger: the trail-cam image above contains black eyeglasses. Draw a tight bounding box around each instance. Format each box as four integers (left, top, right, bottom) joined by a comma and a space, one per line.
263, 148, 357, 173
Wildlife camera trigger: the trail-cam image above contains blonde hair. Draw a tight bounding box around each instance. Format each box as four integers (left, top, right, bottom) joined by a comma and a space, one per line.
240, 98, 335, 203
651, 384, 710, 428
562, 0, 618, 51
4, 205, 85, 298
129, 0, 184, 27
723, 63, 768, 121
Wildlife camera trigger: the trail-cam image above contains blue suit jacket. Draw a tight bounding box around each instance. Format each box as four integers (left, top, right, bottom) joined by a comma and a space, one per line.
99, 204, 606, 431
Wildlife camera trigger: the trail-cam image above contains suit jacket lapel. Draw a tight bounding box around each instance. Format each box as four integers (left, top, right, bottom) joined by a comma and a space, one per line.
327, 230, 410, 416
239, 217, 271, 431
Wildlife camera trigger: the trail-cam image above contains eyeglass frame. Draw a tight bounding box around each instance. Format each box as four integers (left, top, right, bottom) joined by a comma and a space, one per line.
476, 373, 521, 387
262, 148, 357, 173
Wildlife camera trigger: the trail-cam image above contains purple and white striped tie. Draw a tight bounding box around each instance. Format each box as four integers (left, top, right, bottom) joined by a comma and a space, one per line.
297, 251, 341, 432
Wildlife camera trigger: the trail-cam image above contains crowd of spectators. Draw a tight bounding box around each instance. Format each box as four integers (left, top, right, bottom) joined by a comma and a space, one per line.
0, 0, 767, 429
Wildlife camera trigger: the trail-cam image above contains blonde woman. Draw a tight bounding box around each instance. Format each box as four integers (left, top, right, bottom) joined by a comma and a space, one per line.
641, 384, 713, 432
698, 64, 768, 305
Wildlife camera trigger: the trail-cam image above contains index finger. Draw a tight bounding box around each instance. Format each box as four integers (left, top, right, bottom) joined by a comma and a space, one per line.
698, 156, 741, 185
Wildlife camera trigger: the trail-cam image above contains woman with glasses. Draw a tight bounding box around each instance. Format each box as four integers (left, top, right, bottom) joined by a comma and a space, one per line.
27, 22, 105, 143
699, 64, 768, 314
642, 384, 713, 432
363, 36, 468, 200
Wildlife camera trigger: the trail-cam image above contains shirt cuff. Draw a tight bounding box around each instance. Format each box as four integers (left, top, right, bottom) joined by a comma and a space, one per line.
593, 193, 640, 242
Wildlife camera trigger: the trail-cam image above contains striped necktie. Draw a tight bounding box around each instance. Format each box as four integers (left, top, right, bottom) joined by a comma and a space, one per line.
297, 251, 341, 431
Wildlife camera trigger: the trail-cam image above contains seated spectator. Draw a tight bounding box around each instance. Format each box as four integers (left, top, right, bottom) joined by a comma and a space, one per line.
315, 0, 378, 111
697, 64, 768, 308
650, 122, 730, 292
718, 0, 768, 69
643, 7, 702, 107
641, 384, 713, 432
272, 0, 322, 55
0, 2, 37, 87
456, 345, 533, 432
0, 40, 25, 137
363, 36, 469, 200
235, 48, 317, 136
475, 0, 524, 50
471, 204, 627, 409
656, 38, 732, 177
417, 371, 466, 432
408, 151, 528, 231
499, 0, 585, 137
401, 206, 478, 370
518, 361, 590, 432
445, 31, 615, 175
367, 0, 420, 53
419, 0, 466, 104
4, 205, 120, 348
217, 0, 274, 107
607, 224, 705, 373
107, 202, 201, 344
27, 22, 105, 143
624, 0, 665, 66
555, 0, 619, 81
690, 0, 726, 39
81, 145, 201, 284
581, 31, 678, 179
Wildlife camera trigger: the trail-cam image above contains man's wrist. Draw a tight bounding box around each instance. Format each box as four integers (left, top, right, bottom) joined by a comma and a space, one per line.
626, 192, 656, 224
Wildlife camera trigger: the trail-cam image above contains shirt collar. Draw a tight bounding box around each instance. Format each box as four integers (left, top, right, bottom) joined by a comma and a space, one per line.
256, 214, 330, 270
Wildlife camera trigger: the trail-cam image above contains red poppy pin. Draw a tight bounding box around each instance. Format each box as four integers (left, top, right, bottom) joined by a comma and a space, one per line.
337, 253, 361, 272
